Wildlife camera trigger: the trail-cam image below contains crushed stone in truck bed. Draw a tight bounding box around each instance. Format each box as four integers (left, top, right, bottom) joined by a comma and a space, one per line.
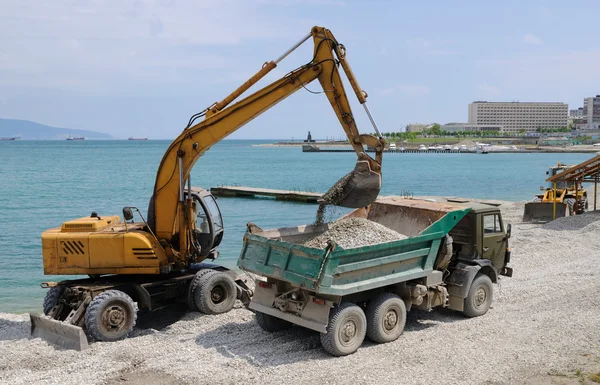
303, 217, 407, 249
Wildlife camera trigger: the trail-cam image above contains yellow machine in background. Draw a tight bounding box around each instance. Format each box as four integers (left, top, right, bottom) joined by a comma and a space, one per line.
523, 163, 588, 222
32, 26, 386, 350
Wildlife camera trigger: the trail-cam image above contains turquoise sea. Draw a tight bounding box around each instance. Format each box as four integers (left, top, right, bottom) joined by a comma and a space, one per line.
0, 140, 593, 313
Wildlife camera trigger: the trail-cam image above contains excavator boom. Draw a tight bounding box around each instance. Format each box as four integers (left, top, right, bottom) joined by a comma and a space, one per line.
150, 26, 385, 261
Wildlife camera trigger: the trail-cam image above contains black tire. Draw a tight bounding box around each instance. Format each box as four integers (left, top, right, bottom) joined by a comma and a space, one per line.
365, 293, 407, 343
43, 286, 64, 315
187, 269, 214, 311
84, 290, 137, 342
320, 302, 366, 356
564, 198, 575, 216
580, 197, 588, 213
255, 312, 292, 332
195, 271, 237, 315
463, 274, 493, 318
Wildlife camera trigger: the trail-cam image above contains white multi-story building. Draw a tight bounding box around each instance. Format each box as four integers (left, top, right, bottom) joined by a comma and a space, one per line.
468, 101, 568, 133
441, 123, 503, 133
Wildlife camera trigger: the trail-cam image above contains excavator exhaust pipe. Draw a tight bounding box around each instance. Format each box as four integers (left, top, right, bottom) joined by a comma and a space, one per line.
522, 202, 569, 222
319, 159, 381, 208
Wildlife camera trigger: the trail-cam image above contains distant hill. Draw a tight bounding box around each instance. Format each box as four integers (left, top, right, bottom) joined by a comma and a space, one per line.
0, 119, 112, 139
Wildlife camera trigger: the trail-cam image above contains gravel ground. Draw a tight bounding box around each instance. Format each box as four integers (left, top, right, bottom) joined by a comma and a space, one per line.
1, 201, 600, 385
303, 217, 407, 249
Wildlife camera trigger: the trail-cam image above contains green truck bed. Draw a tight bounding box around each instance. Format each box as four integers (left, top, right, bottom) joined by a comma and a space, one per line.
237, 197, 471, 296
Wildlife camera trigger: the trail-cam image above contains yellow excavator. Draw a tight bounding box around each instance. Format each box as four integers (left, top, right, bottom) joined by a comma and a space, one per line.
31, 26, 386, 350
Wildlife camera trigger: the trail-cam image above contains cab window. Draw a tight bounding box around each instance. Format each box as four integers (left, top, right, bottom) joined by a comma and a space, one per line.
203, 195, 223, 231
483, 214, 502, 234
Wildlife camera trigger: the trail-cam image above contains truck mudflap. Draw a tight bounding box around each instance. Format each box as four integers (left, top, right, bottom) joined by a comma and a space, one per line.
249, 282, 333, 333
30, 314, 88, 351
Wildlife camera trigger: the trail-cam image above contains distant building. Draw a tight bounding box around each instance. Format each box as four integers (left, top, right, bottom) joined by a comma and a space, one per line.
303, 131, 315, 142
569, 107, 585, 117
583, 95, 600, 125
406, 123, 429, 133
468, 101, 568, 133
441, 123, 504, 133
571, 95, 600, 130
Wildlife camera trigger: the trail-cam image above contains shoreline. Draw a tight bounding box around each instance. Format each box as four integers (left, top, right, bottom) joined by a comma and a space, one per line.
253, 142, 600, 153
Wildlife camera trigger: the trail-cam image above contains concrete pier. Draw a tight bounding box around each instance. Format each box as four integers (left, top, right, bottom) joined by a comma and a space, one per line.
210, 186, 321, 203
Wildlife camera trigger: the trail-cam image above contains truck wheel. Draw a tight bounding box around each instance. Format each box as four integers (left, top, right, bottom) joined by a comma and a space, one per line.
320, 302, 366, 356
195, 271, 237, 315
84, 290, 137, 342
255, 312, 292, 332
365, 293, 406, 343
43, 286, 64, 315
463, 274, 493, 318
187, 269, 214, 311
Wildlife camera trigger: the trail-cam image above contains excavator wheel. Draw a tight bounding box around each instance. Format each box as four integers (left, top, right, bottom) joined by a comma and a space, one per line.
84, 290, 137, 342
194, 271, 237, 315
187, 269, 215, 311
43, 286, 64, 315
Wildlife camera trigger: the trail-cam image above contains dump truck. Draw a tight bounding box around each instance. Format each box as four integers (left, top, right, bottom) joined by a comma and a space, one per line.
523, 162, 588, 222
31, 26, 386, 350
238, 197, 513, 356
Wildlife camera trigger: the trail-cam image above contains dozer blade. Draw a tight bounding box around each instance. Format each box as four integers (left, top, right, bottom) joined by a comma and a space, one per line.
522, 202, 568, 222
319, 159, 381, 208
30, 314, 89, 351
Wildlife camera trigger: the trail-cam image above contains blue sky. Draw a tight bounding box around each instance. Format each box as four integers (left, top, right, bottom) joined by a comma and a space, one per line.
1, 0, 599, 139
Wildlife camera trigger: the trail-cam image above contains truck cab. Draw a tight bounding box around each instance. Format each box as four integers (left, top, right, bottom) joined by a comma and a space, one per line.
449, 204, 512, 280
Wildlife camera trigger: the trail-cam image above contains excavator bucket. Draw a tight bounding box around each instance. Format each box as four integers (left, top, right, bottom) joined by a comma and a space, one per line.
30, 314, 89, 351
319, 160, 381, 208
522, 202, 568, 222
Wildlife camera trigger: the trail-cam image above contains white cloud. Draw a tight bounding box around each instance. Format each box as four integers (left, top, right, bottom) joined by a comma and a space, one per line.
378, 85, 430, 96
377, 88, 395, 96
524, 33, 543, 45
397, 85, 431, 96
477, 50, 600, 103
0, 0, 302, 91
476, 82, 501, 98
406, 38, 457, 55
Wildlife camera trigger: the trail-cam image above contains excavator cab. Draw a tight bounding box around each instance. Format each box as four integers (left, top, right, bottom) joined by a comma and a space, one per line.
188, 188, 224, 258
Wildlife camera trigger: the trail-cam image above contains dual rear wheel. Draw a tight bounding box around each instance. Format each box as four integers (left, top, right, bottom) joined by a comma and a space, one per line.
320, 293, 407, 356
255, 292, 408, 357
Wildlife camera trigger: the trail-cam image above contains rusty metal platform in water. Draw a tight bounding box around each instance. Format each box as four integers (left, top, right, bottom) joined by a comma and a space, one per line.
210, 186, 322, 203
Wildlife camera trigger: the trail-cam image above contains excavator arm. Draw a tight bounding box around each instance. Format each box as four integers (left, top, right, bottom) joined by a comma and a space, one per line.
149, 26, 385, 262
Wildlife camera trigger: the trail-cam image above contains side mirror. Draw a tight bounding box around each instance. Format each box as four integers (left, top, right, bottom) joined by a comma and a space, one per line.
506, 223, 512, 238
122, 207, 134, 221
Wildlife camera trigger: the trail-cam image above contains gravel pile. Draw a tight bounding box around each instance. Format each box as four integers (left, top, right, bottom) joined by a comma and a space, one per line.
303, 217, 407, 249
543, 210, 600, 231
1, 200, 599, 385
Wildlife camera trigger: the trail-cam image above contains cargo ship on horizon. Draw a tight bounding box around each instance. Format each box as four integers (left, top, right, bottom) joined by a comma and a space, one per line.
128, 137, 148, 140
66, 135, 85, 140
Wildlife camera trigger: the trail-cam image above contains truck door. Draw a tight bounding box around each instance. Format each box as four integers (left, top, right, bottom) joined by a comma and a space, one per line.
482, 213, 506, 270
